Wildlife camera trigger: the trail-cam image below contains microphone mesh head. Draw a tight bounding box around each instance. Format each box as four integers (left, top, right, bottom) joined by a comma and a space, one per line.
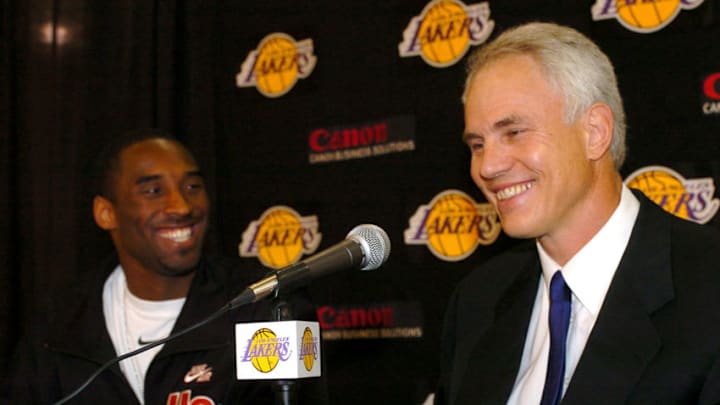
347, 224, 391, 271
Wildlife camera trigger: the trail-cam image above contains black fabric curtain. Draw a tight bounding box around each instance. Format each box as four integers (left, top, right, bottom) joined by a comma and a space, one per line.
0, 0, 222, 369
3, 1, 720, 403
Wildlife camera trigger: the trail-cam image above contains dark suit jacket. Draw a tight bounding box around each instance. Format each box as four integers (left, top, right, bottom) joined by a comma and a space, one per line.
436, 191, 720, 405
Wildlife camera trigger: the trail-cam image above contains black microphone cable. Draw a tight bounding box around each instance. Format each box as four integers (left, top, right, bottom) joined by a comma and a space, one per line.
51, 288, 257, 405
52, 224, 389, 404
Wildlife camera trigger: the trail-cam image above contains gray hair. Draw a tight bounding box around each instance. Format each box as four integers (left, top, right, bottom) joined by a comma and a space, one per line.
463, 22, 627, 169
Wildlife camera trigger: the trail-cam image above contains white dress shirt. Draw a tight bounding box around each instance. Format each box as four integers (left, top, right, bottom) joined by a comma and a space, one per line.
507, 185, 640, 405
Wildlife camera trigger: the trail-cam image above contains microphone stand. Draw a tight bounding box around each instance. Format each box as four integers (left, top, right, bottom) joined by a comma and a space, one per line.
272, 298, 297, 405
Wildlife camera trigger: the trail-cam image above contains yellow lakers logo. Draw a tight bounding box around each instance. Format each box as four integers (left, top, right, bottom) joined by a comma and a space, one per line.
299, 327, 318, 371
625, 165, 719, 224
399, 0, 494, 68
592, 0, 704, 33
239, 206, 322, 269
236, 33, 317, 97
240, 328, 292, 373
404, 190, 501, 261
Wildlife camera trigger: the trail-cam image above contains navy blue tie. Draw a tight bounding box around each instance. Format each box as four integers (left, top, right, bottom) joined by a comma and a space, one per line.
540, 271, 571, 405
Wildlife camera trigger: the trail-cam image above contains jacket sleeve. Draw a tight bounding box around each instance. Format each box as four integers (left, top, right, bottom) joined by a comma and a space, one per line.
699, 352, 720, 405
1, 336, 60, 405
434, 287, 460, 405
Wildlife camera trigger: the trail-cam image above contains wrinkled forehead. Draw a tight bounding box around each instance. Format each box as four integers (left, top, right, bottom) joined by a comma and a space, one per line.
466, 52, 560, 98
114, 139, 200, 183
121, 138, 195, 167
466, 55, 558, 104
467, 54, 570, 120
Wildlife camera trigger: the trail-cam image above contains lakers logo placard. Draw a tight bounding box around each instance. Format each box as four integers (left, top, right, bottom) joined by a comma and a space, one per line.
240, 328, 292, 373
592, 0, 704, 33
404, 190, 501, 261
239, 206, 322, 269
236, 33, 317, 97
399, 0, 494, 68
299, 327, 319, 371
625, 165, 719, 224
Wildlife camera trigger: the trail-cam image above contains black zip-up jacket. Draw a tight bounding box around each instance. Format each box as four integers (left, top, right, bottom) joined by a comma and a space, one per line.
1, 256, 327, 405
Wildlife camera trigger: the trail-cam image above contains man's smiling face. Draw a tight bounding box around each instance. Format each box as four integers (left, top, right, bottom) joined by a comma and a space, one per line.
103, 139, 209, 277
464, 54, 596, 241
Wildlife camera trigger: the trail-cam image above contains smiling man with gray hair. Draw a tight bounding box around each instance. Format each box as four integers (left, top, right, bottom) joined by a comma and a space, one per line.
436, 22, 720, 405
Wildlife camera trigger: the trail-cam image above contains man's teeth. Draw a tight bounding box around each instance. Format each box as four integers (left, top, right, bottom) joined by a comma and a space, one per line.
159, 228, 192, 243
496, 183, 533, 201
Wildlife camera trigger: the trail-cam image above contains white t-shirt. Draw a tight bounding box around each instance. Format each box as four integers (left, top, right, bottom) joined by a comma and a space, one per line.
103, 266, 185, 404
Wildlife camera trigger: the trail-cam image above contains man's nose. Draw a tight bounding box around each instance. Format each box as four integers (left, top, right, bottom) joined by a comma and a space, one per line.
165, 188, 192, 216
477, 140, 510, 180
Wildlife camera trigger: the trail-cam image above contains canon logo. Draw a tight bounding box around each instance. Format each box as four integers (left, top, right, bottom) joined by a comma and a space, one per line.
703, 72, 720, 100
317, 305, 395, 329
309, 123, 388, 152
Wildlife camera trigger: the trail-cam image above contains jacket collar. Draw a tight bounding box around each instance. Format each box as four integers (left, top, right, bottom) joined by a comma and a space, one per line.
157, 259, 237, 358
46, 257, 235, 364
455, 245, 541, 403
563, 190, 673, 403
46, 256, 120, 365
455, 191, 674, 404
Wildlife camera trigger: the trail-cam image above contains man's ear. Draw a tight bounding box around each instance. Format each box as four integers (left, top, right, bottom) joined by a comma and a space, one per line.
93, 195, 117, 230
584, 102, 614, 161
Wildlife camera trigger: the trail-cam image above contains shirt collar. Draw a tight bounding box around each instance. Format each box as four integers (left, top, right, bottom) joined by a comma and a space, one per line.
537, 185, 640, 315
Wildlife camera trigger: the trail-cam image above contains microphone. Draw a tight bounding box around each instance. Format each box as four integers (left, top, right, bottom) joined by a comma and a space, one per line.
230, 224, 390, 308
52, 226, 390, 405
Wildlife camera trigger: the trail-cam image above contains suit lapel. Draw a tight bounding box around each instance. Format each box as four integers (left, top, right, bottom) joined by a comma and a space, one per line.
455, 258, 541, 404
563, 195, 674, 404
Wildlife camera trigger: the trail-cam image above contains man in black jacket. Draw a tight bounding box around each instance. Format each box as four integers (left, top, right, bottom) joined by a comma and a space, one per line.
2, 130, 325, 404
436, 22, 720, 405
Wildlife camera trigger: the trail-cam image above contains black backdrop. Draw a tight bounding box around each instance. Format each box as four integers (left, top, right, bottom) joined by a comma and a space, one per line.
2, 1, 720, 404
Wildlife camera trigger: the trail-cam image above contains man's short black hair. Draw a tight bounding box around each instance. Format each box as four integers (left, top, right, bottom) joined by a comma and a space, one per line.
92, 128, 182, 201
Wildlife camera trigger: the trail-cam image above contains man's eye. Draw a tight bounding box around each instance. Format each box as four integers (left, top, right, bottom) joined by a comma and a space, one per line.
187, 182, 204, 191
469, 142, 484, 151
142, 186, 162, 196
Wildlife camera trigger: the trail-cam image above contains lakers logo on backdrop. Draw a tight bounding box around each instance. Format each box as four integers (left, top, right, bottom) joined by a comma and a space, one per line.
399, 0, 494, 68
592, 0, 704, 33
404, 190, 501, 261
625, 166, 719, 224
239, 206, 322, 269
236, 33, 317, 97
